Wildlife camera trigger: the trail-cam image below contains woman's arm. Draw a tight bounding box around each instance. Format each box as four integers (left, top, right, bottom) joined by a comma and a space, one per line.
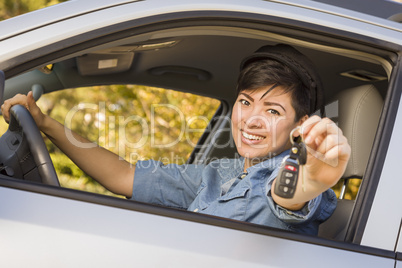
1, 92, 135, 198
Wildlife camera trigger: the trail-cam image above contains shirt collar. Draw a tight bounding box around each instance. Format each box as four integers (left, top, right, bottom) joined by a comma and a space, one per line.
246, 149, 290, 174
216, 149, 290, 181
217, 157, 245, 181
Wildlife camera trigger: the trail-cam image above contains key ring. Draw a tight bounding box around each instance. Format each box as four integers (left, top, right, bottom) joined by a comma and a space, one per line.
289, 126, 307, 193
290, 126, 303, 145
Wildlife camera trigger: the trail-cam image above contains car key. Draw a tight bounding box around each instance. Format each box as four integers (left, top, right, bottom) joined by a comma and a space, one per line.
274, 127, 307, 199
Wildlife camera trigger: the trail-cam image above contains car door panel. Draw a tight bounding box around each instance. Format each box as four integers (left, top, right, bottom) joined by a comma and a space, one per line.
0, 185, 395, 267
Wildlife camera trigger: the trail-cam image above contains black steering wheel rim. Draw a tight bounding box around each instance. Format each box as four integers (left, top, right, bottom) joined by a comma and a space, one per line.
9, 104, 59, 186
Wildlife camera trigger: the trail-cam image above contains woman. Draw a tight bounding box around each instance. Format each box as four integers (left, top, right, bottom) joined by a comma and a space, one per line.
1, 44, 350, 235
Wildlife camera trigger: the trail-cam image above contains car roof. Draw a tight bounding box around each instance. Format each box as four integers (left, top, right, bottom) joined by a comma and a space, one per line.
313, 0, 402, 20
0, 0, 401, 41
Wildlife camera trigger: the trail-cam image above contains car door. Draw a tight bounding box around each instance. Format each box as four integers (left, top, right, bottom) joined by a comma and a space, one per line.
0, 0, 401, 267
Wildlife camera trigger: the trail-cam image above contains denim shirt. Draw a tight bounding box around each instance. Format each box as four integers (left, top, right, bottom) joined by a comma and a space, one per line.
131, 150, 337, 235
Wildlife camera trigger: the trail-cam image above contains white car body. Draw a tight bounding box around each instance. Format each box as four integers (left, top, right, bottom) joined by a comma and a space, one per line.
0, 0, 401, 267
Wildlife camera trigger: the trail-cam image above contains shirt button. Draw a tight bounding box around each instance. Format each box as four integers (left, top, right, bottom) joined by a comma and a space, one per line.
193, 208, 199, 212
240, 174, 247, 179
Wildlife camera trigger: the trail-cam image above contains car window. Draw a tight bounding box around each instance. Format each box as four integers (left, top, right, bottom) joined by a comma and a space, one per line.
35, 85, 220, 196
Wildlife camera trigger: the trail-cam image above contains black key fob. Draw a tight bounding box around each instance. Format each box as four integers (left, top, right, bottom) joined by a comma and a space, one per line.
273, 126, 307, 199
274, 156, 299, 198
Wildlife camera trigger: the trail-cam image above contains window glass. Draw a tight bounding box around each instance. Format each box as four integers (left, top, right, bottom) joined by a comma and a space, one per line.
36, 85, 220, 196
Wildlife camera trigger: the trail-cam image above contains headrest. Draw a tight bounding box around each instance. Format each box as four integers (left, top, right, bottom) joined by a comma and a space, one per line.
240, 44, 324, 116
336, 84, 383, 178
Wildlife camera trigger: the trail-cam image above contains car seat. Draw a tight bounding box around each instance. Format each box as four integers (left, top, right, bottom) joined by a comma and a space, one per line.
318, 84, 383, 240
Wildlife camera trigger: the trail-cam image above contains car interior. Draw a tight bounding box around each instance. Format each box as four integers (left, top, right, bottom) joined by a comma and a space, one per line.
0, 22, 393, 242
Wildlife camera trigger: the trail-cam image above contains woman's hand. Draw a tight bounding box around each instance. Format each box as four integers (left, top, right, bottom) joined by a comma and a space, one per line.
1, 91, 45, 128
272, 115, 351, 210
301, 115, 351, 188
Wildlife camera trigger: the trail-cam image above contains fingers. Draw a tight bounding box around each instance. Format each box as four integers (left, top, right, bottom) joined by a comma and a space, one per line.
302, 116, 340, 143
1, 92, 32, 123
301, 115, 350, 166
26, 91, 34, 106
25, 91, 39, 115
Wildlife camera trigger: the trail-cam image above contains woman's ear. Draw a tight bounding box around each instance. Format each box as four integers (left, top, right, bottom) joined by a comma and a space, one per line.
292, 115, 309, 139
298, 114, 309, 126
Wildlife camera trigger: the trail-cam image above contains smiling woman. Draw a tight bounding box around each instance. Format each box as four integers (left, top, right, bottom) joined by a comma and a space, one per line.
232, 87, 301, 166
121, 43, 349, 234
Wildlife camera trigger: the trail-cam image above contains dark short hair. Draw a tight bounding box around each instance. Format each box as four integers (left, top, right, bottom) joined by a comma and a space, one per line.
236, 59, 310, 122
237, 44, 324, 120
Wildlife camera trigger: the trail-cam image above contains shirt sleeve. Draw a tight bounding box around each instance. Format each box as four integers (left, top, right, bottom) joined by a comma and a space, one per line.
129, 160, 205, 209
265, 168, 337, 228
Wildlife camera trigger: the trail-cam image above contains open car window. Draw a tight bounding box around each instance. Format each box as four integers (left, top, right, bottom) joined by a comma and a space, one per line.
0, 22, 391, 239
0, 23, 390, 234
37, 86, 220, 196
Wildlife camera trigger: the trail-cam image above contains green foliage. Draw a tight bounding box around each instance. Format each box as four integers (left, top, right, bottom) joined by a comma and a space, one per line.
0, 116, 7, 135
0, 0, 67, 20
332, 178, 361, 200
37, 85, 220, 196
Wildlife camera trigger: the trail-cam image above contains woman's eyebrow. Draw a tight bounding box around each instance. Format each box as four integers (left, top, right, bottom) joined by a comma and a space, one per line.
264, 101, 286, 112
240, 92, 254, 101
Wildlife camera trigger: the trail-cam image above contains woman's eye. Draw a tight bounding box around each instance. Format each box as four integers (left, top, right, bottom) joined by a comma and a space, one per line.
268, 109, 280, 115
240, 99, 250, 106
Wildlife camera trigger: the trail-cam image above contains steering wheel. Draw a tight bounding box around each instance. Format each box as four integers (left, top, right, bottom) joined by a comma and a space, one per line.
4, 104, 59, 186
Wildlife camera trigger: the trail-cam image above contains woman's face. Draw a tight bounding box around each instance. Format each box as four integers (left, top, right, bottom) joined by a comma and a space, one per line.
231, 85, 305, 165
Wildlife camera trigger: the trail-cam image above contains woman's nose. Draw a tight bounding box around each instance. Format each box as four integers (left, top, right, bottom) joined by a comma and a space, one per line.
245, 114, 265, 129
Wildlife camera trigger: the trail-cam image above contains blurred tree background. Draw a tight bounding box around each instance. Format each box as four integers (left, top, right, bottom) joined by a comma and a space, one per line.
0, 0, 67, 20
38, 86, 220, 197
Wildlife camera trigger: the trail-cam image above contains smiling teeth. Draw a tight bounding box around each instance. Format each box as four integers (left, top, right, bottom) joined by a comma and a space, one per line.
242, 131, 265, 140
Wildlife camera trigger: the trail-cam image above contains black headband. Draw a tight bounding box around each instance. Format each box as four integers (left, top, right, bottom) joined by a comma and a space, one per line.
240, 44, 324, 116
